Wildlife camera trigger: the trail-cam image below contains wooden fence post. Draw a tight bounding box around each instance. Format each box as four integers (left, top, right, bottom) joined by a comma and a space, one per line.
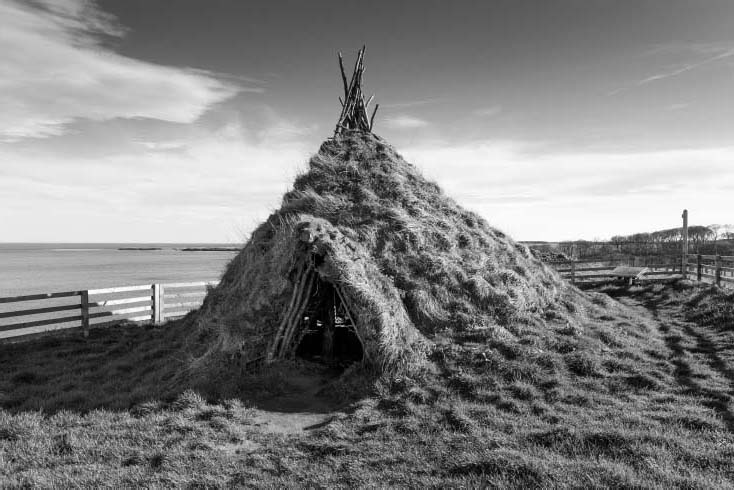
681, 209, 688, 280
80, 290, 90, 338
715, 255, 722, 286
696, 254, 702, 282
153, 283, 164, 325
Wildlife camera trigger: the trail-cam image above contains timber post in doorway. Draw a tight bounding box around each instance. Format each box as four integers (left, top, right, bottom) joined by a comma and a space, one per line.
681, 209, 688, 279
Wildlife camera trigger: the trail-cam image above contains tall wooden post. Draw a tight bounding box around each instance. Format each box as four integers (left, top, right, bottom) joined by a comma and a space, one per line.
696, 254, 702, 282
681, 209, 688, 279
80, 290, 90, 338
715, 255, 722, 286
570, 260, 576, 285
153, 283, 164, 325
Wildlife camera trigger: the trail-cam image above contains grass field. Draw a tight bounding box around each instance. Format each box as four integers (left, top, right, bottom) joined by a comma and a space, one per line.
1, 281, 733, 487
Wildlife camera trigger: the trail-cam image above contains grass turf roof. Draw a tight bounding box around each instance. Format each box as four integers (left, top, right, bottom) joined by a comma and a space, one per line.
183, 130, 588, 382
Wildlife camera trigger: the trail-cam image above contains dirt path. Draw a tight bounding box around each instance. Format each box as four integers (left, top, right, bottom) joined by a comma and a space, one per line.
246, 365, 352, 434
616, 290, 734, 431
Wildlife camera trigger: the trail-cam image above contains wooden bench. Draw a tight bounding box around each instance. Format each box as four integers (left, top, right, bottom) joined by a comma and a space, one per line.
611, 266, 649, 285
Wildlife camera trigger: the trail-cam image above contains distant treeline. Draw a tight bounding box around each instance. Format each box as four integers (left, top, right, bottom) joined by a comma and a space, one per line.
529, 224, 734, 260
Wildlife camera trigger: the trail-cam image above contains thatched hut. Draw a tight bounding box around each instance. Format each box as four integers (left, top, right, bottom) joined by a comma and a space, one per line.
182, 49, 574, 381
186, 131, 571, 376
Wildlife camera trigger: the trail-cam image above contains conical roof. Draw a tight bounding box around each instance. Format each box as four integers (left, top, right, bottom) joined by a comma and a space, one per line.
185, 131, 578, 379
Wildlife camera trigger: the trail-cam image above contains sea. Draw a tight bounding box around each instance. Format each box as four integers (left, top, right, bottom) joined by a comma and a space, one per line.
0, 243, 239, 297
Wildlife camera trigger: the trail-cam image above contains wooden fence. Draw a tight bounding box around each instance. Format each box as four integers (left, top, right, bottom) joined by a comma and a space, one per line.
682, 254, 734, 287
549, 253, 733, 288
545, 210, 734, 289
549, 256, 682, 285
0, 281, 217, 341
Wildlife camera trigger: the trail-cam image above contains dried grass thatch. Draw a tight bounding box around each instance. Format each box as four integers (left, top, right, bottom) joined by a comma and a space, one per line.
183, 131, 582, 382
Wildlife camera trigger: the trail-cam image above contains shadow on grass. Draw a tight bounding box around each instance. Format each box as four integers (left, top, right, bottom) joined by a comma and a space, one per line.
0, 323, 187, 413
614, 282, 734, 432
0, 322, 366, 415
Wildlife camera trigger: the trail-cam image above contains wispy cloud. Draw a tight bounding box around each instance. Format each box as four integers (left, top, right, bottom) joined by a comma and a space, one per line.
0, 0, 250, 140
381, 98, 442, 109
136, 141, 187, 152
609, 43, 734, 96
667, 103, 689, 111
383, 115, 430, 130
473, 105, 502, 118
635, 49, 734, 85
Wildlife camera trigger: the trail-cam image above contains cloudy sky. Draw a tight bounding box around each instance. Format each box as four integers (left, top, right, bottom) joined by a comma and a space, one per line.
2, 0, 733, 242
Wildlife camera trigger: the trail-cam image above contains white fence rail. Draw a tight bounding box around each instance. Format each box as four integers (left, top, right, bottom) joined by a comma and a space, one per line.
0, 281, 218, 341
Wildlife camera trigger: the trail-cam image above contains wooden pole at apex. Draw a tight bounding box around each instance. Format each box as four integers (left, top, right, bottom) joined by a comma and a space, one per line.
334, 46, 378, 136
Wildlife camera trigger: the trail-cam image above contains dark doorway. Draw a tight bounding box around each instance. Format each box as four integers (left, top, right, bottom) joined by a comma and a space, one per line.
295, 278, 363, 367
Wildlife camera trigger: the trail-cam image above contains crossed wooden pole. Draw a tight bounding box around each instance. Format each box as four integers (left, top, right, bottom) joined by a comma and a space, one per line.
334, 46, 379, 136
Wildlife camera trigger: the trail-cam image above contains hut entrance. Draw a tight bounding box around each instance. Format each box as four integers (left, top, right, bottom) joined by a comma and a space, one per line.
295, 278, 363, 367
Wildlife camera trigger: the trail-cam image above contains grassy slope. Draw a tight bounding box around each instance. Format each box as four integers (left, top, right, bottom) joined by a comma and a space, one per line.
1, 281, 733, 487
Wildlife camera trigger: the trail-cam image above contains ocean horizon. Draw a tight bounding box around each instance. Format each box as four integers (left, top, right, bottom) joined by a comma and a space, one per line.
0, 243, 240, 297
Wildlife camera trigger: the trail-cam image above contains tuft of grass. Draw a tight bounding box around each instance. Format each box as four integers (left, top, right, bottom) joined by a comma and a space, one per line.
51, 433, 73, 457
443, 404, 476, 433
625, 373, 662, 391
448, 450, 552, 487
148, 452, 167, 470
131, 400, 162, 417
565, 352, 601, 377
171, 390, 206, 411
122, 452, 144, 467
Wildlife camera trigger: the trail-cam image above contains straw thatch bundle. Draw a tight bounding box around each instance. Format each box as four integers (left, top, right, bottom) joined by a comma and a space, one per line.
184, 131, 576, 378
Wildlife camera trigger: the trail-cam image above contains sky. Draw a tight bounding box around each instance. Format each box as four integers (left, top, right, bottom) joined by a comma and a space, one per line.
1, 0, 733, 243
